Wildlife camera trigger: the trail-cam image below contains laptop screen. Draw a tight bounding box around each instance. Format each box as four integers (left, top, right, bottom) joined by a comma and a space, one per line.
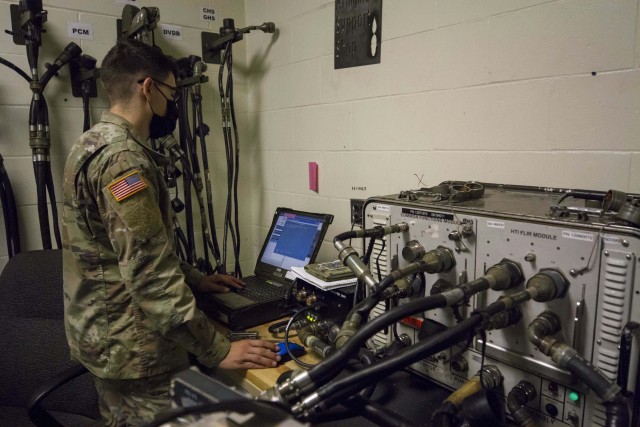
255, 208, 333, 280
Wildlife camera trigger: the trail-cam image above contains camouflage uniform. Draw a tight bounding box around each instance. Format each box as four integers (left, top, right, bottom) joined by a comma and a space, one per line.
62, 111, 230, 426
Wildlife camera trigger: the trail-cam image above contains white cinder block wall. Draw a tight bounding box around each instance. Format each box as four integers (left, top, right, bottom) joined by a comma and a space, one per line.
243, 0, 640, 262
2, 0, 640, 272
0, 0, 251, 272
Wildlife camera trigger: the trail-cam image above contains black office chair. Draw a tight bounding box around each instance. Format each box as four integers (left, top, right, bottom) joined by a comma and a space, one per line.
0, 250, 100, 426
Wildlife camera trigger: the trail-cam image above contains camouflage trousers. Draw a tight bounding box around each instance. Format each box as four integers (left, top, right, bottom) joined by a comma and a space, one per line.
92, 367, 185, 427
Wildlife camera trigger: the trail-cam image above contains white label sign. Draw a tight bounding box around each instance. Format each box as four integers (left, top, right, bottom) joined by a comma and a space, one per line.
562, 230, 594, 242
603, 236, 622, 245
159, 24, 183, 40
487, 220, 504, 229
373, 204, 389, 212
68, 22, 93, 40
202, 7, 216, 22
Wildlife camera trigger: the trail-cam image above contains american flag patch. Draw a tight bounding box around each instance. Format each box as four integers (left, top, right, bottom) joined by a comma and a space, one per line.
109, 171, 147, 202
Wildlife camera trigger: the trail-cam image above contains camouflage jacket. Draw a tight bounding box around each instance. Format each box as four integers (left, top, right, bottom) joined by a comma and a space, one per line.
62, 111, 230, 379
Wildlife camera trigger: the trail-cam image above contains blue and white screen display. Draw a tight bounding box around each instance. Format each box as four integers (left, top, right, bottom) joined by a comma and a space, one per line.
260, 212, 325, 270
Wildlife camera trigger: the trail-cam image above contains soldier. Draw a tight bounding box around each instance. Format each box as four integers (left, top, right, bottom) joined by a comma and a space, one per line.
62, 39, 280, 426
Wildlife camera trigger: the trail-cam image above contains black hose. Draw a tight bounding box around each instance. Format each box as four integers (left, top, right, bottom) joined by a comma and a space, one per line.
34, 162, 52, 249
0, 154, 21, 257
219, 42, 233, 273
0, 56, 31, 82
307, 296, 513, 410
176, 102, 196, 265
562, 355, 630, 427
195, 92, 223, 272
565, 355, 619, 400
375, 238, 386, 281
81, 90, 91, 132
311, 314, 482, 412
308, 293, 448, 386
45, 163, 61, 248
604, 396, 631, 427
431, 401, 457, 427
334, 230, 358, 243
362, 235, 376, 265
223, 43, 241, 277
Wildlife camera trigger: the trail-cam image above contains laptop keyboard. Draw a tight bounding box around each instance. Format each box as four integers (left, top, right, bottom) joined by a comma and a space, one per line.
240, 276, 288, 301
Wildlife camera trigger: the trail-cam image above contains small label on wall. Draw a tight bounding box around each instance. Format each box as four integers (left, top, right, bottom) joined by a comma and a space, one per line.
486, 220, 504, 229
202, 7, 216, 22
159, 24, 183, 40
67, 22, 93, 40
115, 0, 138, 5
562, 230, 594, 242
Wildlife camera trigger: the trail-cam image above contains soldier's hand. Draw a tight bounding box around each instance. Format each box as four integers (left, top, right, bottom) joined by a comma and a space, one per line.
218, 339, 280, 369
196, 274, 244, 293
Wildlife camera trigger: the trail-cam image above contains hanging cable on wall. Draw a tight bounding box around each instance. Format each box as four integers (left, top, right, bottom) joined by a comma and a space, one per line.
191, 59, 224, 273
218, 23, 242, 277
2, 0, 82, 250
201, 19, 275, 277
173, 56, 224, 274
0, 154, 21, 258
69, 54, 99, 132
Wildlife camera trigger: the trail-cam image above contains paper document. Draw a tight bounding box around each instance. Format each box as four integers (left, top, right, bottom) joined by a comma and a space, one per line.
291, 266, 357, 290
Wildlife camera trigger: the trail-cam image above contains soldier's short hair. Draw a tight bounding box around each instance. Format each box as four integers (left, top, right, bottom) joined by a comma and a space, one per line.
100, 39, 176, 105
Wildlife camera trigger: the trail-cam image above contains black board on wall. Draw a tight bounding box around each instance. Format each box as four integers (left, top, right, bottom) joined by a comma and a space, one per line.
334, 0, 382, 69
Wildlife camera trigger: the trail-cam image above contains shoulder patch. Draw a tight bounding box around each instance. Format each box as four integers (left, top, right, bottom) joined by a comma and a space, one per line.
108, 170, 147, 202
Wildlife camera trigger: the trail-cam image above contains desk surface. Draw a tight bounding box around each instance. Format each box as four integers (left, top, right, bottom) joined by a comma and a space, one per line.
212, 318, 320, 396
209, 319, 453, 427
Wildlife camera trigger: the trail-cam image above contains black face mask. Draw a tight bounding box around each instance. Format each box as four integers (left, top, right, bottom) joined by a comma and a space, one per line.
149, 97, 179, 139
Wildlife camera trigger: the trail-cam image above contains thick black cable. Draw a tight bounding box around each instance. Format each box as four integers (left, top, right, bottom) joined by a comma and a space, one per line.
362, 236, 376, 265
0, 56, 31, 82
177, 91, 196, 264
218, 44, 232, 271
34, 162, 52, 249
375, 238, 386, 281
0, 154, 21, 257
173, 219, 189, 262
223, 42, 240, 276
11, 1, 65, 250
81, 90, 91, 132
227, 47, 242, 276
189, 89, 211, 273
44, 163, 61, 248
308, 294, 517, 413
308, 293, 448, 386
310, 314, 482, 413
194, 93, 223, 272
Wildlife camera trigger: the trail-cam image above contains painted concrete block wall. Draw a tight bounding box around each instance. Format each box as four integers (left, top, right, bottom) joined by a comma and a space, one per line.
243, 0, 640, 261
0, 0, 251, 272
3, 0, 640, 273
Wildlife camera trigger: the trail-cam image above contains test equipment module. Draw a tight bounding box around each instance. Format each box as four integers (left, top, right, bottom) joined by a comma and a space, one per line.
363, 183, 639, 427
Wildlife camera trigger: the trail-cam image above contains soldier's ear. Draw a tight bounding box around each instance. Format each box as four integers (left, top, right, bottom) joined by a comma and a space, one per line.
138, 77, 154, 102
